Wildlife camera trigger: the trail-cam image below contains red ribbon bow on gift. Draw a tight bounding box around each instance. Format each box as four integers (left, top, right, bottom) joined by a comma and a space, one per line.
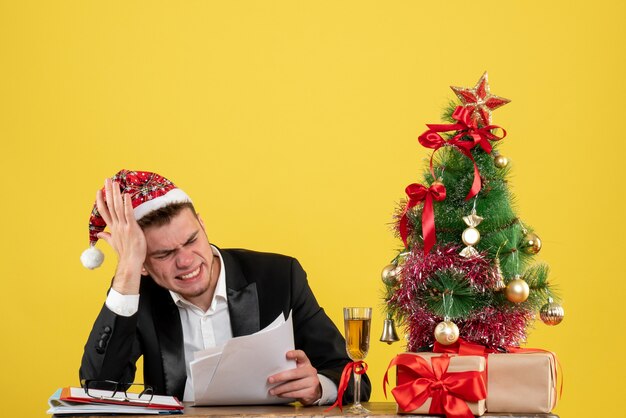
418, 106, 507, 200
325, 361, 368, 412
399, 182, 446, 253
434, 337, 495, 355
384, 354, 486, 418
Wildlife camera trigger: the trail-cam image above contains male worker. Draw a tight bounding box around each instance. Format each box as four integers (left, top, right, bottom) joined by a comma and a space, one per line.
79, 170, 371, 406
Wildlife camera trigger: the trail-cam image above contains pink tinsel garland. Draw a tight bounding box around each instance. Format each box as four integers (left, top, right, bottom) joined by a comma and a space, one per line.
389, 244, 534, 351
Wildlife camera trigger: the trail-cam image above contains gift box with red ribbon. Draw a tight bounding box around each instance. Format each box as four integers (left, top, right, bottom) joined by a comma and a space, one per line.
384, 352, 487, 418
431, 339, 560, 413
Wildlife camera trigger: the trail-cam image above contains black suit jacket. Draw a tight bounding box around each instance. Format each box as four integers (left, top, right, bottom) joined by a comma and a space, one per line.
80, 248, 371, 403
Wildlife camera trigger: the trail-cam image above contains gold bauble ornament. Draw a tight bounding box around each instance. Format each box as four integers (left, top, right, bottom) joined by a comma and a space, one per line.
434, 320, 460, 345
540, 297, 565, 325
505, 275, 530, 303
494, 153, 509, 168
381, 263, 400, 285
522, 232, 542, 254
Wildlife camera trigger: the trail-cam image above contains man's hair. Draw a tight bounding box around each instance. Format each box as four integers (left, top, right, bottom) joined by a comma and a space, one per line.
137, 201, 197, 229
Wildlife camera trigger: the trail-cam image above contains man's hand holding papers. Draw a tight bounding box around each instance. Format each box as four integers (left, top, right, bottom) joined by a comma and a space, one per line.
267, 349, 322, 406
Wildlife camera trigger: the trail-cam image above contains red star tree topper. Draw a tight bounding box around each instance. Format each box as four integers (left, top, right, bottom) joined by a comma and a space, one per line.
450, 72, 510, 127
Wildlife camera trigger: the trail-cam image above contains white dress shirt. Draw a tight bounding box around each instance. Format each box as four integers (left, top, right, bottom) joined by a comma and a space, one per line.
105, 246, 337, 404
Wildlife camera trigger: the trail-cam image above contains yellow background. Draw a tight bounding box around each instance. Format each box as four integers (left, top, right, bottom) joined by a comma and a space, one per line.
1, 1, 624, 416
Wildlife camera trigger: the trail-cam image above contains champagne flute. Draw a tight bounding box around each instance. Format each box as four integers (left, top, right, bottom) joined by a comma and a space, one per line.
343, 307, 372, 414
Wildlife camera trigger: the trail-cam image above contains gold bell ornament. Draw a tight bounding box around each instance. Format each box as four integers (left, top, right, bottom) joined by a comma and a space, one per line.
379, 314, 400, 344
540, 297, 565, 325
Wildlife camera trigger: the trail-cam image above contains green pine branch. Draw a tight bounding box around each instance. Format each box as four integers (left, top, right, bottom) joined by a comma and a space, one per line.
423, 269, 490, 319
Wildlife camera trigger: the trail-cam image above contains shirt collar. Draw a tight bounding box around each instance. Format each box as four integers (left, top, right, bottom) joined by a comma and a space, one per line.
169, 245, 227, 312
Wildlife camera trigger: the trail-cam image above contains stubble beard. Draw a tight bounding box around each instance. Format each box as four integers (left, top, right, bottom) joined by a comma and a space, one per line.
180, 281, 211, 299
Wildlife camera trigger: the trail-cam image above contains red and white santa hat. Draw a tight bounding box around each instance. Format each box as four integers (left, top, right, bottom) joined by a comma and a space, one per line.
81, 169, 192, 269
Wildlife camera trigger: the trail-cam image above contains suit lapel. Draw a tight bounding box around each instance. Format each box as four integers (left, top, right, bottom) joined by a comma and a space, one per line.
150, 283, 187, 399
221, 249, 260, 337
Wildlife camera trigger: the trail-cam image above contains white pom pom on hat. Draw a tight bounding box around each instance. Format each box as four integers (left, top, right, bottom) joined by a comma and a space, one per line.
82, 169, 192, 269
81, 245, 105, 269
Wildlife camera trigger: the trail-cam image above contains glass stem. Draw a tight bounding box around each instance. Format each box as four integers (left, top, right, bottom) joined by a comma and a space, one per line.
353, 368, 362, 407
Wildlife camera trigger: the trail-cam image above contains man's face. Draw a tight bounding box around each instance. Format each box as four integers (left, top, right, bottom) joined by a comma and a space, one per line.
142, 207, 217, 306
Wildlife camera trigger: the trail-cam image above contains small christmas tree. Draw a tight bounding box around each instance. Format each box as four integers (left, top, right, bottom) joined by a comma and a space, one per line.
381, 73, 564, 352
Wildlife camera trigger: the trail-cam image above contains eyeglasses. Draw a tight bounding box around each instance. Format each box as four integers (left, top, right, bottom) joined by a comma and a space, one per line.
80, 379, 154, 404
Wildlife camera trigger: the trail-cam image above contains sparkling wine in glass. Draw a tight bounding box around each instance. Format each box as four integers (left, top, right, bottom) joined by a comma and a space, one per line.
343, 307, 372, 414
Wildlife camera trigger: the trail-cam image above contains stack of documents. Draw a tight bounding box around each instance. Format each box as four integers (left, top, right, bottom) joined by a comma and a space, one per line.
190, 312, 296, 405
47, 387, 184, 415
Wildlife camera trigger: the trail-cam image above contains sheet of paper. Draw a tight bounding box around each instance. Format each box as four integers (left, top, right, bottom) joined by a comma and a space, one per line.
191, 311, 296, 405
192, 312, 283, 362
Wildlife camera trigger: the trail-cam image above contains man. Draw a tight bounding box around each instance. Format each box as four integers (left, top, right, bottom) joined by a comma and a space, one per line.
79, 170, 371, 406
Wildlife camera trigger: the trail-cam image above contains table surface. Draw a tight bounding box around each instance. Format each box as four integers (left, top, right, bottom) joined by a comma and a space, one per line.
56, 402, 559, 417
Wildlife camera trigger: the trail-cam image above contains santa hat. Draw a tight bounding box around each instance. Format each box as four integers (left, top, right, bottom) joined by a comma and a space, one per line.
81, 169, 192, 269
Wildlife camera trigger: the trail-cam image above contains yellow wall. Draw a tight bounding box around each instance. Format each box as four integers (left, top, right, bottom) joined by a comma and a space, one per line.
1, 1, 623, 416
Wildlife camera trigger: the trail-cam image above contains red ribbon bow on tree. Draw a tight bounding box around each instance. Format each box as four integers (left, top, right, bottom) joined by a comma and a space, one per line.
418, 106, 507, 200
325, 361, 368, 412
384, 354, 487, 418
399, 182, 446, 253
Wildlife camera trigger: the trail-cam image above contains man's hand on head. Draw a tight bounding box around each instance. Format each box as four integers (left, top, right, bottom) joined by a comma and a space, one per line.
267, 350, 322, 406
96, 178, 147, 295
